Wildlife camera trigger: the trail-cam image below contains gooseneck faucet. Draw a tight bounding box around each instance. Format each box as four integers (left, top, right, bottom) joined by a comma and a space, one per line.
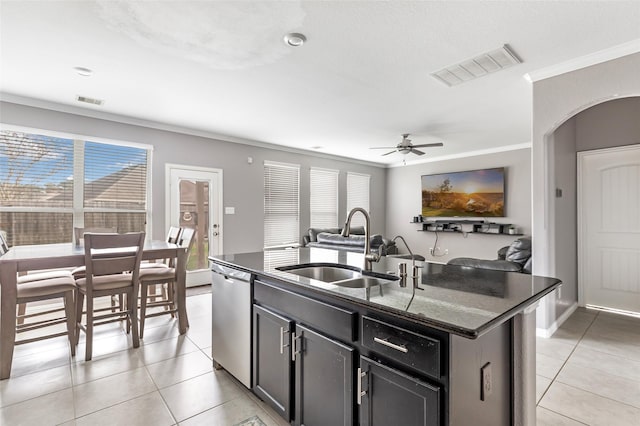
341, 207, 380, 271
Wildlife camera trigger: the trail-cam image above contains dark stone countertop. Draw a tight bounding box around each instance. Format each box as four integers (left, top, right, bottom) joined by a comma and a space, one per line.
210, 247, 561, 339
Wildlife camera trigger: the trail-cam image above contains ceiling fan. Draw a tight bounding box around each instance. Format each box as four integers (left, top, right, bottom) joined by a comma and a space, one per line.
370, 133, 443, 156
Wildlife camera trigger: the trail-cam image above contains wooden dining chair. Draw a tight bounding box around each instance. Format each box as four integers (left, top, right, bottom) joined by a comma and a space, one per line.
140, 226, 181, 270
75, 232, 145, 361
10, 250, 77, 368
138, 227, 195, 338
139, 226, 182, 305
0, 232, 76, 327
71, 227, 118, 279
74, 226, 118, 248
71, 227, 121, 312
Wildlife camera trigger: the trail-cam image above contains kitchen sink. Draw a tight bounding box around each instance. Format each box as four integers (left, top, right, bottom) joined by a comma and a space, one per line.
277, 264, 362, 282
276, 263, 398, 290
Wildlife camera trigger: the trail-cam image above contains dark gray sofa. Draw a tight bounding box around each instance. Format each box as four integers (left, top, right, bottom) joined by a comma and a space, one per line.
447, 236, 532, 274
303, 227, 398, 255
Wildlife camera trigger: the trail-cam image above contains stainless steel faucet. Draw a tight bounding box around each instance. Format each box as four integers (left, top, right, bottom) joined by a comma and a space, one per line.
342, 207, 380, 271
392, 235, 423, 290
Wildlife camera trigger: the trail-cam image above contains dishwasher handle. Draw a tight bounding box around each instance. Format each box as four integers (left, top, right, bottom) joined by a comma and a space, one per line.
211, 265, 251, 282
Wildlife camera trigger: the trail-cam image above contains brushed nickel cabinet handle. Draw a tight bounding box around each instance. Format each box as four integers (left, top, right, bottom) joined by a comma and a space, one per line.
292, 334, 303, 361
357, 367, 367, 405
374, 336, 408, 353
279, 327, 290, 354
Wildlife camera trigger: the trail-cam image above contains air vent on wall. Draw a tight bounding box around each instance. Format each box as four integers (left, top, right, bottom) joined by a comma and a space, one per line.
431, 45, 522, 87
76, 95, 104, 106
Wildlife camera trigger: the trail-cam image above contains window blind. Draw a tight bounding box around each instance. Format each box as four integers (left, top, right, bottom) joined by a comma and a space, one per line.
310, 167, 339, 228
84, 141, 148, 210
0, 131, 74, 208
0, 129, 150, 246
264, 161, 300, 249
83, 141, 148, 233
346, 172, 370, 228
0, 131, 74, 245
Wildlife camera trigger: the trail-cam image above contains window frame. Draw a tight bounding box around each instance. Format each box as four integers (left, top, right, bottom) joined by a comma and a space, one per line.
0, 124, 153, 245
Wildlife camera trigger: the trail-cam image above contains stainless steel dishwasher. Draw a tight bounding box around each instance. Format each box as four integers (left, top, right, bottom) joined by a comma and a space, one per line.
211, 262, 251, 388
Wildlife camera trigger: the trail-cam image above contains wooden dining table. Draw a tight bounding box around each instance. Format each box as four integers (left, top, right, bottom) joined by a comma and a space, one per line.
0, 240, 189, 379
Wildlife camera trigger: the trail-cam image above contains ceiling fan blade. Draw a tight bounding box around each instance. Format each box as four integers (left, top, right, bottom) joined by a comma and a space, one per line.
411, 142, 444, 148
411, 149, 426, 156
370, 146, 399, 150
381, 150, 397, 156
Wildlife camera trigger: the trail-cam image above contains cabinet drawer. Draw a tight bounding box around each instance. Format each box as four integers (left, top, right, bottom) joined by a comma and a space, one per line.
254, 280, 357, 342
362, 316, 441, 379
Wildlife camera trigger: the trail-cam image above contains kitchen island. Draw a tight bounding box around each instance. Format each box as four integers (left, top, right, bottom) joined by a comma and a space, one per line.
210, 248, 561, 426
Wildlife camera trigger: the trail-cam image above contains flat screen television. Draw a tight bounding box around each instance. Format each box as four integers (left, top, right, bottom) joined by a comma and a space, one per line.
421, 167, 505, 217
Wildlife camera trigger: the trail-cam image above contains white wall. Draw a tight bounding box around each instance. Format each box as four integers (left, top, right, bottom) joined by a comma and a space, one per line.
0, 101, 387, 254
532, 52, 640, 330
385, 148, 531, 263
575, 97, 640, 151
552, 117, 578, 319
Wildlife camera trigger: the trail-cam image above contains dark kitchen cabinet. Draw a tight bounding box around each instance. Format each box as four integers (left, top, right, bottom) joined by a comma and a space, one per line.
294, 323, 354, 426
359, 356, 440, 426
253, 303, 355, 426
253, 304, 293, 422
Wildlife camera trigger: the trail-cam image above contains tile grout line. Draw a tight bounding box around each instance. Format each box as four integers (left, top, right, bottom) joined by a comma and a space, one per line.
539, 309, 640, 421
539, 406, 590, 426
536, 310, 599, 407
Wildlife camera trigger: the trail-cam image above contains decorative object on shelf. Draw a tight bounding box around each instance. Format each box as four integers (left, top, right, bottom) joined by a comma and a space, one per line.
412, 219, 522, 236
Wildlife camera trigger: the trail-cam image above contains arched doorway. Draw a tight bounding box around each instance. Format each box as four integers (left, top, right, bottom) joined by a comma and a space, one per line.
533, 88, 640, 333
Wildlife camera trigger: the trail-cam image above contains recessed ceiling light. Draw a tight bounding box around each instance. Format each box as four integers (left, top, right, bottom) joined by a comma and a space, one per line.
73, 67, 93, 77
284, 33, 306, 47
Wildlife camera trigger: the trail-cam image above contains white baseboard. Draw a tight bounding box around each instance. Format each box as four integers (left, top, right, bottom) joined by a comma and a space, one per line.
536, 302, 579, 338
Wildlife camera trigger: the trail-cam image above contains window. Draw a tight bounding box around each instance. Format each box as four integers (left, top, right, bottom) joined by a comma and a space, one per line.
310, 167, 339, 228
0, 129, 150, 246
346, 172, 370, 228
264, 161, 300, 249
82, 141, 148, 233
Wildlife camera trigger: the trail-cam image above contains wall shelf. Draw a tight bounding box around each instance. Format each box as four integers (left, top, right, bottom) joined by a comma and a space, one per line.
411, 220, 522, 236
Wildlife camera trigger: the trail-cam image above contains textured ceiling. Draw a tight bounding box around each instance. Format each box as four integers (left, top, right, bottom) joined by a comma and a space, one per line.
1, 1, 639, 166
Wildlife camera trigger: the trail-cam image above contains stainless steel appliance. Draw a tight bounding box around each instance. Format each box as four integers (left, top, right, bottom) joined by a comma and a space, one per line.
211, 262, 251, 388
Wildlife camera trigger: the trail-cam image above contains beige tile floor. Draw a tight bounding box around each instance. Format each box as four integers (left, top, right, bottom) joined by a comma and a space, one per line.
0, 291, 289, 426
1, 290, 639, 425
536, 307, 640, 425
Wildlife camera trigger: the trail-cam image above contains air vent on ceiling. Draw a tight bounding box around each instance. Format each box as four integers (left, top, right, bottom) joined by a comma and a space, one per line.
431, 45, 522, 87
76, 95, 104, 106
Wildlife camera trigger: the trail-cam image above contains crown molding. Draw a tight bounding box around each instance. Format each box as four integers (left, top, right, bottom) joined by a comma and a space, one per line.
524, 39, 640, 83
0, 93, 385, 168
388, 142, 531, 168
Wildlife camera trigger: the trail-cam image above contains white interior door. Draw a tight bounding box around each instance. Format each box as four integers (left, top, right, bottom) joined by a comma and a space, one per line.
578, 144, 640, 313
167, 164, 223, 286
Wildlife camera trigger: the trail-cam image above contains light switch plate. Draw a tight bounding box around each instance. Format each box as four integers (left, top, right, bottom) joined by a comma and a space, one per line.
225, 207, 235, 215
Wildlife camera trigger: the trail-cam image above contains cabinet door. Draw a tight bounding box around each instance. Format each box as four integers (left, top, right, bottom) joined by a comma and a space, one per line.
253, 304, 294, 422
359, 356, 440, 426
294, 324, 354, 426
